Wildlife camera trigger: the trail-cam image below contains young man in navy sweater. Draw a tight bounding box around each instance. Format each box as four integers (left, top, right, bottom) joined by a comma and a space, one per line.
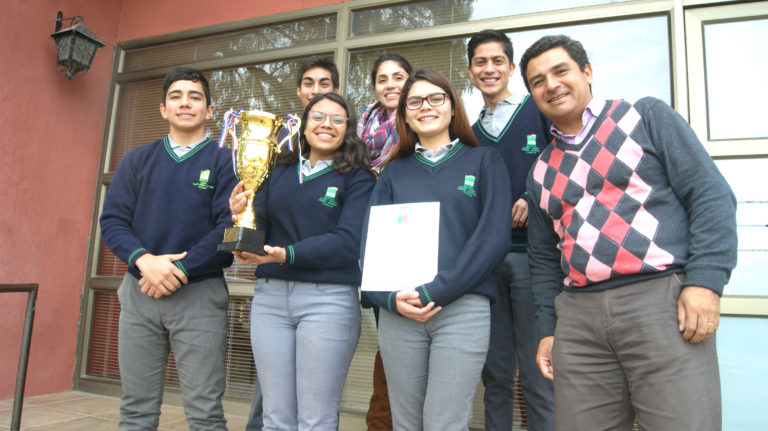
522, 35, 736, 430
467, 30, 556, 431
100, 67, 238, 431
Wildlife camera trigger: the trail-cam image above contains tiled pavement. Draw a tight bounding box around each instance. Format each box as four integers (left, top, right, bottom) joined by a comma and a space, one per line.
0, 391, 248, 430
0, 391, 367, 430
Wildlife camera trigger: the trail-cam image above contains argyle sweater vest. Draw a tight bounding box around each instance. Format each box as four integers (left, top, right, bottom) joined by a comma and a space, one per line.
528, 98, 736, 291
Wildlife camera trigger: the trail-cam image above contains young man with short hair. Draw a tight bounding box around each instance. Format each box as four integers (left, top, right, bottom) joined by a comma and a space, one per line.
521, 35, 736, 430
295, 55, 340, 108
101, 67, 238, 430
467, 29, 556, 431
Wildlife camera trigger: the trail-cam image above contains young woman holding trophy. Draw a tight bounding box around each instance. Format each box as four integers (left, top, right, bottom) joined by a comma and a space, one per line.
229, 92, 375, 431
361, 69, 512, 431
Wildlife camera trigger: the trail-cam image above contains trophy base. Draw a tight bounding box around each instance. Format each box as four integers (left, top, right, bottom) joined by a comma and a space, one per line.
218, 226, 266, 255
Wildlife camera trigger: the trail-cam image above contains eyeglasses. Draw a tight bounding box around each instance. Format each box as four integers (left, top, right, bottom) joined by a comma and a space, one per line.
308, 110, 347, 126
405, 92, 447, 110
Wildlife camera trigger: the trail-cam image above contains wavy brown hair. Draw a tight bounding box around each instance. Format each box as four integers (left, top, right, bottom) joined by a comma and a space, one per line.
389, 68, 478, 162
278, 92, 375, 177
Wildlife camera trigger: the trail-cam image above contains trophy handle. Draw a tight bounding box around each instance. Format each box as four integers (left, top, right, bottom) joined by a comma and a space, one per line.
277, 116, 301, 152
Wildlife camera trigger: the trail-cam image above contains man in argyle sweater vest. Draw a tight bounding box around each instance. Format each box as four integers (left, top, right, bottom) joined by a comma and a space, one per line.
520, 35, 736, 431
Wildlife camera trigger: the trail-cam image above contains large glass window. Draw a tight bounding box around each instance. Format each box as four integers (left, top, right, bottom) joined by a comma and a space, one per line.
718, 316, 768, 431
123, 16, 336, 72
348, 16, 671, 122
350, 0, 635, 36
685, 2, 768, 157
704, 18, 768, 140
715, 158, 768, 297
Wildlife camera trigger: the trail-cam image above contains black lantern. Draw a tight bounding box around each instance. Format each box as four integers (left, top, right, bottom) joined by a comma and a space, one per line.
50, 11, 105, 80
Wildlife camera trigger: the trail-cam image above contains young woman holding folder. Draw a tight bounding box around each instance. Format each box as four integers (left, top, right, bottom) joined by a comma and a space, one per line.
361, 68, 511, 431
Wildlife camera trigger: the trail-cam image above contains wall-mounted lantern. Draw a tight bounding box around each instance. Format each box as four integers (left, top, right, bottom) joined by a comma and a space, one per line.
50, 11, 105, 80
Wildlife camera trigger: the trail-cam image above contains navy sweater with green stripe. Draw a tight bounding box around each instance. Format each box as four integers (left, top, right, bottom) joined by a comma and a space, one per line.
253, 163, 376, 285
100, 137, 237, 281
362, 143, 512, 312
472, 95, 552, 252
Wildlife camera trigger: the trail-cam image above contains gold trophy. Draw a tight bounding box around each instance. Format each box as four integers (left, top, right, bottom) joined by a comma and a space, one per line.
218, 110, 299, 254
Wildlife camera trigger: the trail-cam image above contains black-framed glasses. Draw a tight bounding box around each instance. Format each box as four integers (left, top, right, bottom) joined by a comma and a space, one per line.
308, 110, 347, 126
405, 92, 447, 110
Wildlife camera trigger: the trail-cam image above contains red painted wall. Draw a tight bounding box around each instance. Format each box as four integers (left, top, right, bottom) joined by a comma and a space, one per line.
0, 0, 119, 399
116, 0, 348, 42
1, 0, 347, 400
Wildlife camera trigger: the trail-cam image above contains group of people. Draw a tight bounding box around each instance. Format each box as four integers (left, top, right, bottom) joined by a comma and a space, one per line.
100, 28, 736, 431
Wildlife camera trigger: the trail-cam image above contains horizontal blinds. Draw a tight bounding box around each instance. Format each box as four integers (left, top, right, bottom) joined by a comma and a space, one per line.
86, 291, 256, 398
110, 61, 311, 174
123, 16, 337, 73
97, 239, 128, 277
347, 39, 474, 114
110, 80, 170, 172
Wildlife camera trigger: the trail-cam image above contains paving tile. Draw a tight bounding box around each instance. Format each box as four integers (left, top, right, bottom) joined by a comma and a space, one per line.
24, 415, 119, 431
0, 404, 84, 429
339, 411, 367, 431
224, 413, 249, 430
22, 392, 91, 407
45, 394, 121, 416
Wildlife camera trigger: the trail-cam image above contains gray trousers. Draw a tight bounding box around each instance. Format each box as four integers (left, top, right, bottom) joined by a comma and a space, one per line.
378, 294, 490, 431
117, 274, 229, 431
482, 252, 555, 431
553, 274, 721, 431
250, 278, 361, 431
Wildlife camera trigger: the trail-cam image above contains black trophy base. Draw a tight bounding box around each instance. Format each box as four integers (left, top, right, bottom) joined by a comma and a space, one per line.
218, 226, 266, 255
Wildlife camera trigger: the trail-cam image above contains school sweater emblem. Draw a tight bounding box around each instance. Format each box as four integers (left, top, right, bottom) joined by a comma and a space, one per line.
318, 186, 339, 207
522, 134, 541, 154
457, 175, 477, 197
193, 169, 214, 189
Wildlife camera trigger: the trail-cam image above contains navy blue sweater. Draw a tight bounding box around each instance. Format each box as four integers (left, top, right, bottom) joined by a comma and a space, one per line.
473, 95, 552, 252
253, 163, 375, 285
362, 143, 512, 312
100, 137, 238, 281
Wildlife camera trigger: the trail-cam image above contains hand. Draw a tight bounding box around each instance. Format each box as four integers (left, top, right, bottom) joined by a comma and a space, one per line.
229, 181, 253, 222
140, 284, 164, 299
135, 252, 188, 297
511, 198, 529, 229
536, 336, 554, 380
394, 289, 441, 322
678, 285, 720, 343
232, 245, 286, 265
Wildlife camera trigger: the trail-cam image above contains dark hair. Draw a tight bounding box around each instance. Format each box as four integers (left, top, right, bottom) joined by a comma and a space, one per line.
467, 29, 514, 65
370, 53, 413, 90
296, 56, 340, 89
520, 35, 590, 93
389, 68, 478, 162
278, 93, 374, 177
162, 67, 212, 106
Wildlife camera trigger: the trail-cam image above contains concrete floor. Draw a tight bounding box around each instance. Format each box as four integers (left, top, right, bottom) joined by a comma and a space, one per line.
0, 391, 367, 430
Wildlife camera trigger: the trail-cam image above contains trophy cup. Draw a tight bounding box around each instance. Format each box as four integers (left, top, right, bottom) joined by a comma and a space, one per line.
218, 110, 299, 254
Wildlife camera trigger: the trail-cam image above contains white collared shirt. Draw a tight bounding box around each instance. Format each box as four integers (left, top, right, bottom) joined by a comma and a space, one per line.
415, 138, 460, 162
167, 135, 208, 157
